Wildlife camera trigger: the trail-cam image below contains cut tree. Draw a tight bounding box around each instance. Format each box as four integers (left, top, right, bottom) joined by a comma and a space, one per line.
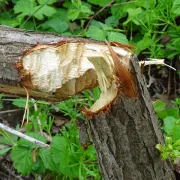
0, 25, 175, 180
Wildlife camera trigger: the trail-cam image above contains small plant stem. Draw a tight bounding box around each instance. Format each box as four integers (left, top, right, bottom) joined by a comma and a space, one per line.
0, 129, 16, 145
0, 109, 22, 114
112, 0, 137, 6
0, 123, 50, 149
147, 65, 152, 88
83, 0, 115, 32
168, 60, 173, 96
31, 98, 43, 135
21, 0, 50, 28
21, 86, 29, 127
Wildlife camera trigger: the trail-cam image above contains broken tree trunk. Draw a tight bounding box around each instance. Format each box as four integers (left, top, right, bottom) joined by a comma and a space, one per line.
88, 56, 175, 179
0, 25, 175, 179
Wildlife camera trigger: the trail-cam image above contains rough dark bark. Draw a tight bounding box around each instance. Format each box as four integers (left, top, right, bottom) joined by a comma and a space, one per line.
89, 56, 175, 180
0, 25, 176, 180
0, 25, 74, 101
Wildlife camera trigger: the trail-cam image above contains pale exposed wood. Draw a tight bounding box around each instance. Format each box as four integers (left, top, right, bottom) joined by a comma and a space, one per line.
0, 25, 72, 100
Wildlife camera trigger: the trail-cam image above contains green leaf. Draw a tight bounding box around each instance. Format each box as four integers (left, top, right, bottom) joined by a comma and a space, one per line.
156, 144, 165, 152
157, 108, 179, 120
12, 98, 33, 108
41, 18, 68, 33
93, 87, 100, 101
0, 147, 11, 155
72, 0, 82, 8
153, 100, 166, 112
171, 0, 180, 15
88, 0, 111, 7
0, 12, 19, 27
161, 151, 168, 160
123, 7, 142, 26
12, 99, 26, 108
173, 98, 180, 108
51, 135, 81, 178
37, 0, 57, 5
25, 122, 33, 133
173, 139, 180, 147
107, 32, 129, 44
172, 124, 180, 142
31, 156, 46, 174
34, 5, 57, 20
163, 116, 177, 135
136, 35, 153, 54
21, 21, 35, 30
137, 0, 156, 9
68, 4, 93, 21
111, 1, 136, 19
12, 0, 19, 4
86, 26, 106, 40
165, 137, 172, 146
105, 16, 119, 27
14, 0, 37, 17
53, 8, 67, 20
68, 9, 80, 21
11, 146, 33, 175
80, 5, 92, 14
111, 5, 124, 19
0, 94, 3, 99
39, 148, 55, 171
51, 135, 67, 164
0, 130, 18, 145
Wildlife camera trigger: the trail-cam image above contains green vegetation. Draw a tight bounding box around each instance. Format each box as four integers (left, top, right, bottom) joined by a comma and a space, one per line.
0, 0, 179, 179
155, 99, 180, 163
0, 91, 101, 179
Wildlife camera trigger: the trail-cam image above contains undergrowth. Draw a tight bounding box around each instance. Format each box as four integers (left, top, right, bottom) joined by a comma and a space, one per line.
0, 89, 101, 179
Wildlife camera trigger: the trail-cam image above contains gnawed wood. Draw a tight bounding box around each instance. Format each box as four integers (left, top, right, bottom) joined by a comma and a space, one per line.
0, 25, 175, 180
0, 25, 135, 113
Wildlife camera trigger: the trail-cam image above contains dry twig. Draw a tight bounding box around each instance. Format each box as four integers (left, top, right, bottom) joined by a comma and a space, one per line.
0, 123, 50, 149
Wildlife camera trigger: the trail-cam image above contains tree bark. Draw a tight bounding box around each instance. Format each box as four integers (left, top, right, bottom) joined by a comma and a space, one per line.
0, 25, 74, 101
88, 56, 175, 179
0, 25, 175, 179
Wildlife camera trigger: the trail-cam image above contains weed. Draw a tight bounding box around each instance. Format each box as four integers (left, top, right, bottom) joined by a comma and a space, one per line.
154, 99, 180, 163
0, 93, 101, 179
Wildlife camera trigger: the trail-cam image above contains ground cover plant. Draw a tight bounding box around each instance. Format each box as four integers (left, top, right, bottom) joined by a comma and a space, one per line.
0, 0, 179, 179
0, 91, 101, 179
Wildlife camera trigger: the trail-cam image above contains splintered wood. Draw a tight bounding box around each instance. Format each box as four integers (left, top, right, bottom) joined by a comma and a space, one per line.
16, 40, 136, 114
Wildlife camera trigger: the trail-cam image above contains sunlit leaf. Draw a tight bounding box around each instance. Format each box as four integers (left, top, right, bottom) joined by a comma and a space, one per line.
34, 5, 57, 20
153, 100, 166, 112
107, 32, 129, 44
86, 26, 106, 40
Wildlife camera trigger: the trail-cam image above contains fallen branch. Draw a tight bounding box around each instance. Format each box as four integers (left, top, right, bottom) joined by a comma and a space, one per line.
0, 123, 50, 149
0, 25, 175, 179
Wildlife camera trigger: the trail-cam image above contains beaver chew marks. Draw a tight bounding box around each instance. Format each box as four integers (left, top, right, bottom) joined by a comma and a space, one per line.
17, 41, 136, 114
